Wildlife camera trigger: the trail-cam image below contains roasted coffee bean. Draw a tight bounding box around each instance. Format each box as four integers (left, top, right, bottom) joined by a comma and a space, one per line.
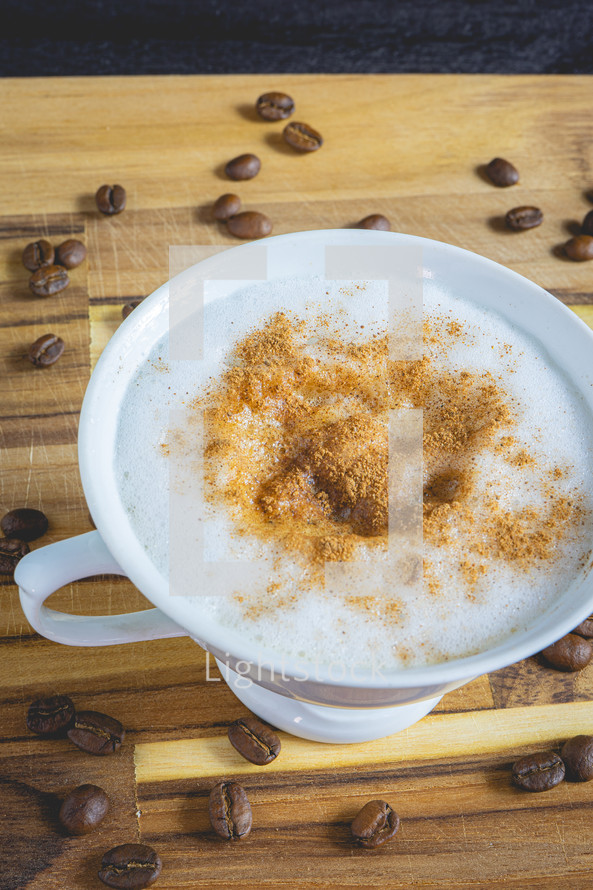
564, 234, 593, 261
256, 91, 295, 121
227, 211, 272, 240
561, 735, 593, 782
22, 240, 54, 272
505, 206, 543, 231
96, 184, 127, 215
0, 538, 29, 574
283, 121, 323, 152
582, 210, 593, 236
1, 508, 48, 542
228, 715, 281, 765
59, 784, 110, 835
512, 751, 565, 792
572, 615, 593, 638
122, 301, 142, 320
29, 264, 69, 297
208, 781, 252, 839
67, 710, 125, 755
213, 193, 241, 220
27, 333, 65, 367
541, 633, 593, 671
55, 239, 87, 269
26, 694, 75, 735
99, 843, 162, 889
225, 154, 261, 181
356, 214, 391, 231
351, 800, 400, 848
485, 157, 519, 187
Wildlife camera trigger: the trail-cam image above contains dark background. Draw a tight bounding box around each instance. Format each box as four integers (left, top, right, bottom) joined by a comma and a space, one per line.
3, 0, 593, 77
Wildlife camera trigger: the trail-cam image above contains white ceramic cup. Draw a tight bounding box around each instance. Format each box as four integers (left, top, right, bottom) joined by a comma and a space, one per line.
15, 230, 593, 743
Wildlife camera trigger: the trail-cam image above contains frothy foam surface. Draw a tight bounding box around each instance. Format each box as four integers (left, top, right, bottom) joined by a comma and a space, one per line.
115, 276, 593, 669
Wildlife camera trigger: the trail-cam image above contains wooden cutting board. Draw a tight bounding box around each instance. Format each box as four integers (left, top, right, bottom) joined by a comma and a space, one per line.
2, 74, 593, 890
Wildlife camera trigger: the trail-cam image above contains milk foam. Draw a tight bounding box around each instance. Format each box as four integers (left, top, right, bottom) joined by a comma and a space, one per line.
115, 277, 593, 669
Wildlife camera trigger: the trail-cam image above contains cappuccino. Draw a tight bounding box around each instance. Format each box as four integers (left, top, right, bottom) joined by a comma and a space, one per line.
115, 276, 593, 670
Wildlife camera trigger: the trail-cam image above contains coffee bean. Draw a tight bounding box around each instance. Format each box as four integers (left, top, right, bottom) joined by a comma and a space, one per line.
59, 784, 110, 835
55, 239, 87, 269
22, 240, 54, 272
0, 538, 29, 575
26, 694, 75, 735
512, 751, 565, 792
67, 710, 125, 755
256, 91, 295, 121
351, 800, 400, 848
561, 735, 593, 782
29, 265, 69, 297
213, 193, 241, 221
485, 157, 519, 187
356, 214, 391, 231
228, 715, 281, 765
283, 121, 323, 152
122, 301, 142, 320
27, 333, 65, 367
227, 211, 272, 240
96, 184, 127, 215
1, 508, 48, 542
225, 154, 261, 181
572, 615, 593, 638
505, 206, 543, 231
99, 843, 162, 889
564, 234, 593, 261
541, 633, 593, 671
208, 781, 252, 839
582, 210, 593, 236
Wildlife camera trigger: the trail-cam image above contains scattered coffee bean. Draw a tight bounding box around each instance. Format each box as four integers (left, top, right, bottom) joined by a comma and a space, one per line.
0, 538, 30, 575
122, 301, 142, 320
22, 240, 55, 272
67, 710, 125, 755
225, 154, 261, 181
208, 781, 252, 839
512, 751, 565, 792
485, 157, 519, 187
351, 800, 400, 848
505, 206, 543, 231
561, 735, 593, 782
572, 615, 593, 638
356, 214, 391, 231
96, 185, 127, 215
27, 333, 65, 367
541, 633, 593, 671
582, 210, 593, 236
59, 784, 110, 835
26, 694, 75, 735
1, 508, 48, 542
227, 211, 272, 240
55, 239, 87, 269
99, 843, 161, 889
283, 121, 323, 152
213, 193, 241, 221
228, 715, 281, 765
29, 264, 69, 297
564, 234, 593, 261
256, 91, 295, 121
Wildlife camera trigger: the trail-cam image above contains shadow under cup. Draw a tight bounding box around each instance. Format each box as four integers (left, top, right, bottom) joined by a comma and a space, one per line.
15, 230, 593, 743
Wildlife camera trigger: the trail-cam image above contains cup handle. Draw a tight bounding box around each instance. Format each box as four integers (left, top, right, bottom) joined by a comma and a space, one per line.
15, 530, 187, 646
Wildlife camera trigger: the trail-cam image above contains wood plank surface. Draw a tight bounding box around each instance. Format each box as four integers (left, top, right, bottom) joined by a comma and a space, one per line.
1, 74, 593, 889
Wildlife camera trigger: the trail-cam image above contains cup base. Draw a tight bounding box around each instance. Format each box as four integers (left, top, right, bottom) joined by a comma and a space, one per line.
217, 660, 442, 743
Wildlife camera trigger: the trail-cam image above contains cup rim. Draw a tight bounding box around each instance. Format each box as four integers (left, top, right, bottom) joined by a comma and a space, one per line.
79, 229, 593, 688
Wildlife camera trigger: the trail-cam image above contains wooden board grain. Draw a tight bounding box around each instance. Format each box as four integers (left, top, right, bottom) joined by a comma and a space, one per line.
1, 74, 593, 889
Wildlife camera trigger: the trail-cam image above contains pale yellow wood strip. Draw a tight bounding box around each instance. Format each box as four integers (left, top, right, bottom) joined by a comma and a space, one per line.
570, 305, 593, 330
134, 699, 593, 782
